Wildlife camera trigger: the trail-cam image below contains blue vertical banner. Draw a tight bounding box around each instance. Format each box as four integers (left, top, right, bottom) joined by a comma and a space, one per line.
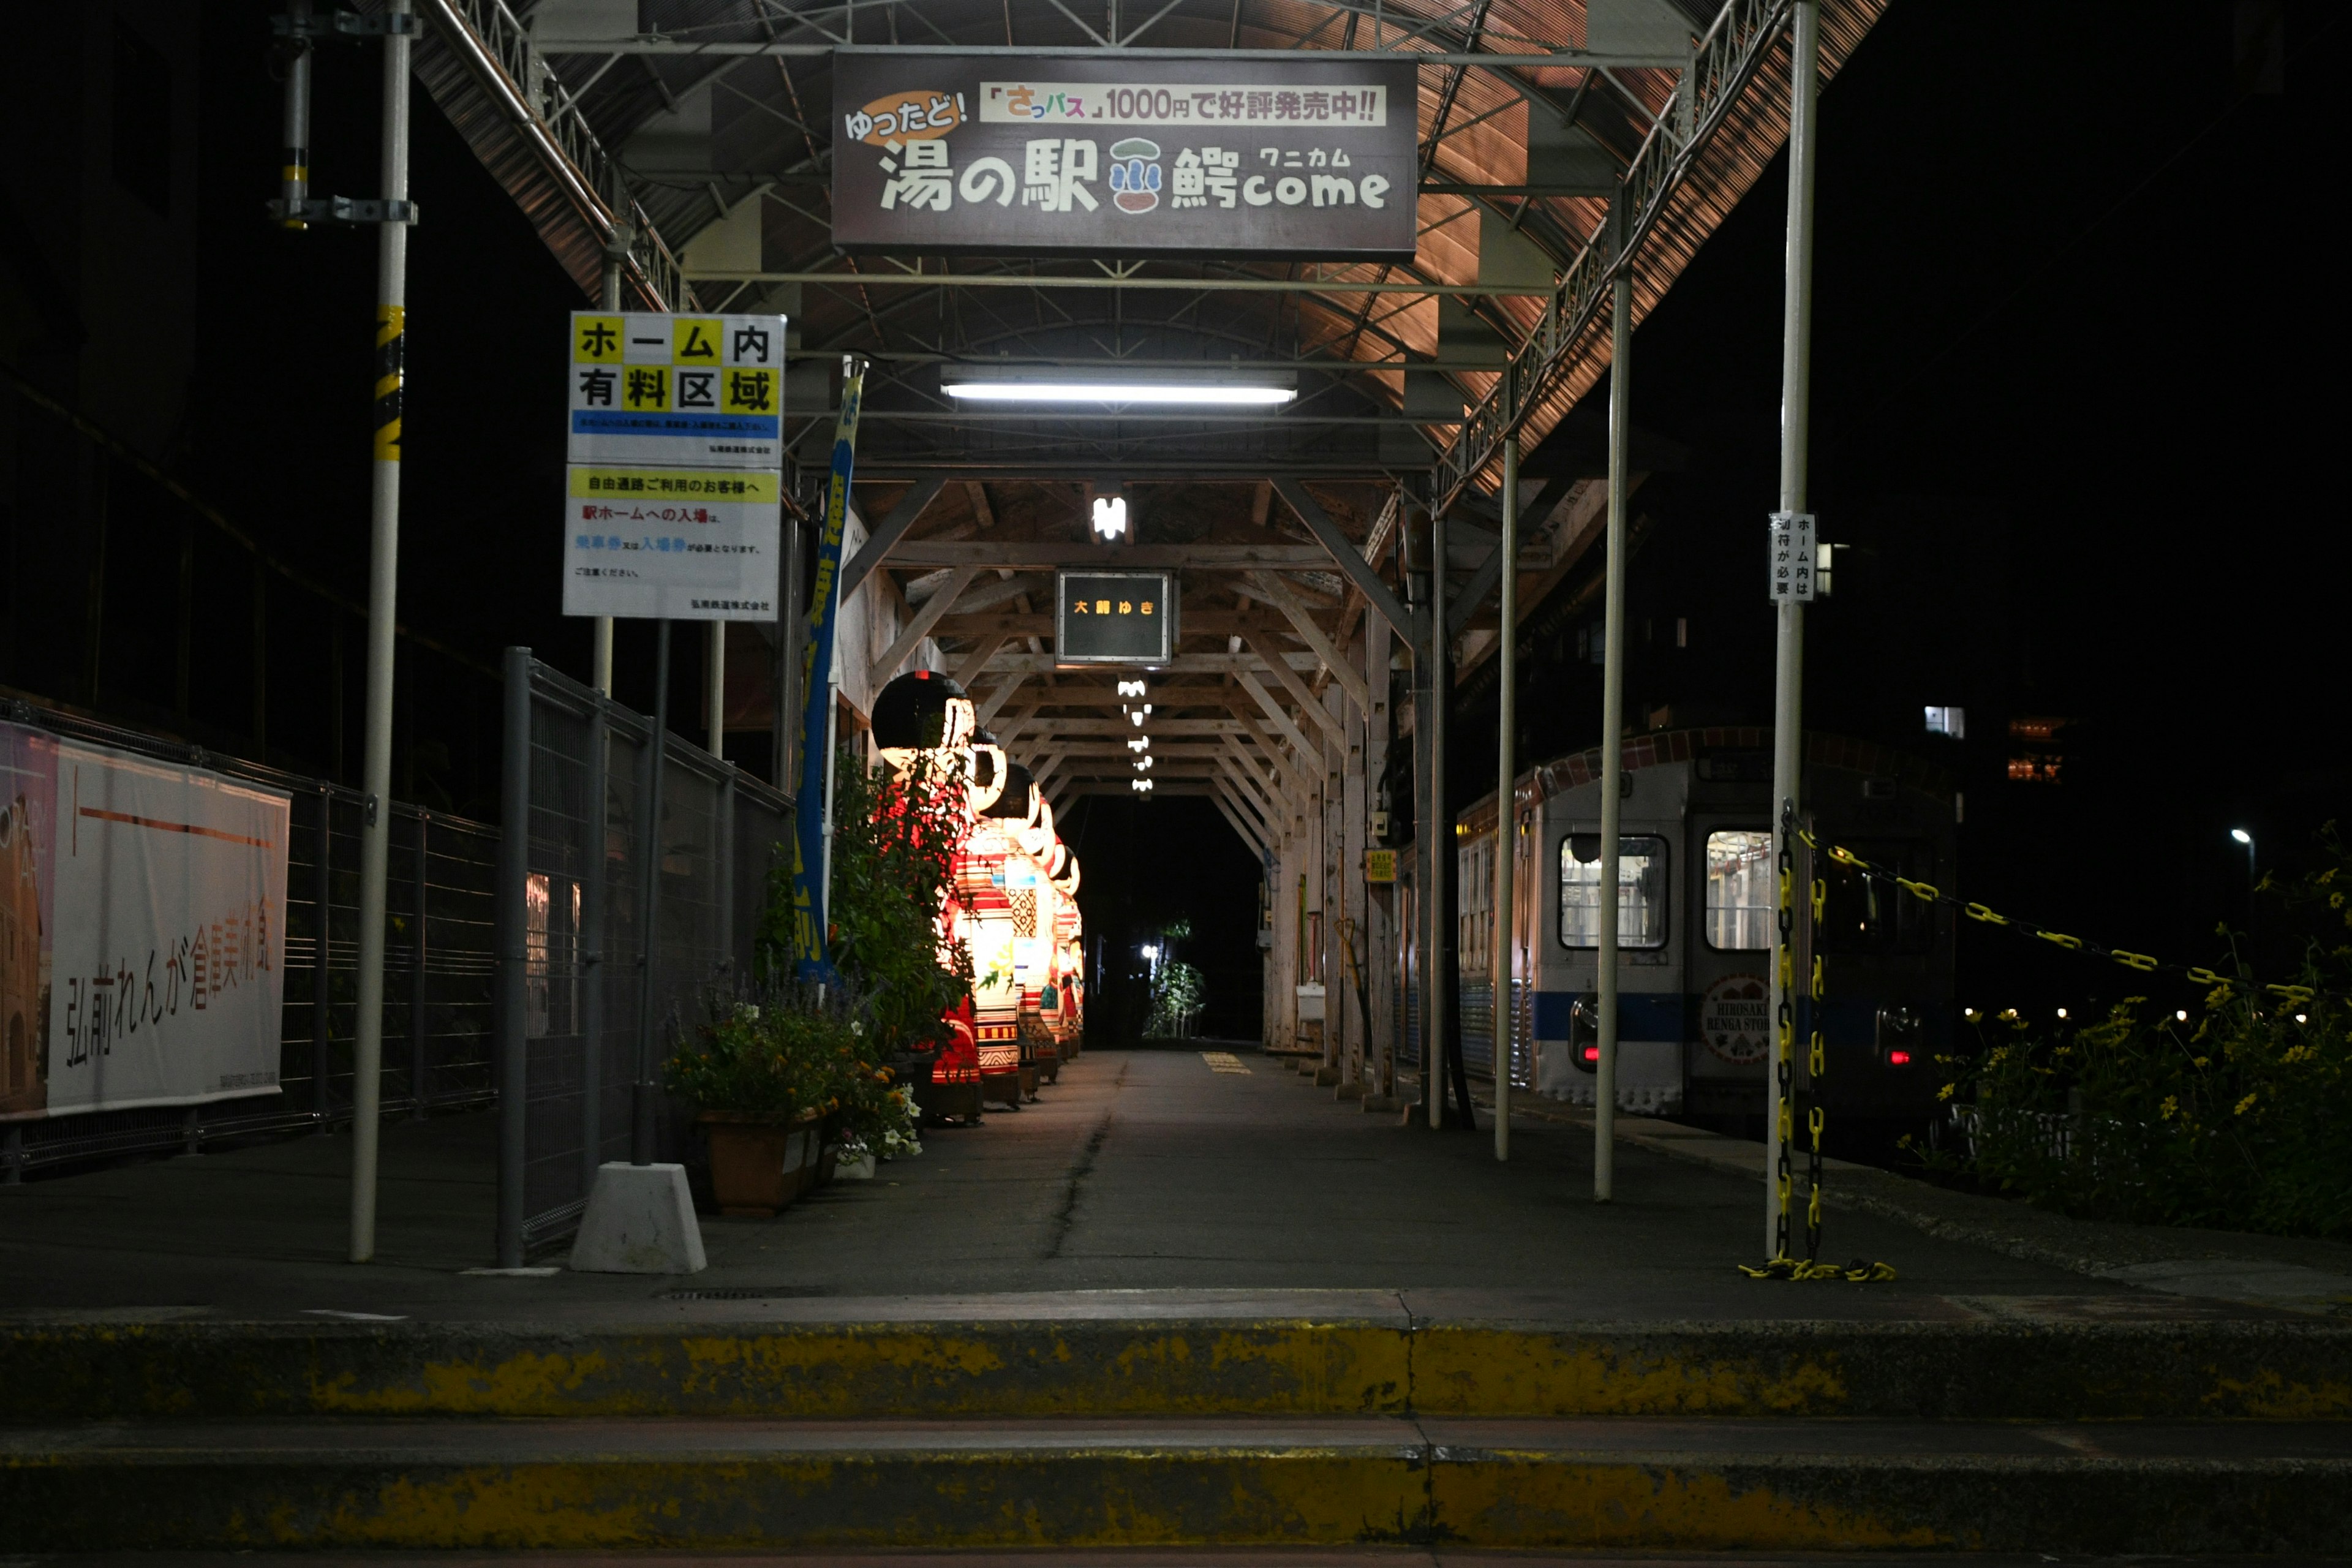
790, 358, 865, 981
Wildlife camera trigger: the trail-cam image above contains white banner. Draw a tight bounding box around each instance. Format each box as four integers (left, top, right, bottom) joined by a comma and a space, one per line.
26, 739, 290, 1117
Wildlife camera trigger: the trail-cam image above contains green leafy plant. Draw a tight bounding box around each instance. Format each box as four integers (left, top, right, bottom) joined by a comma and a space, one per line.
758, 747, 973, 1055
1145, 960, 1206, 1038
662, 981, 864, 1123
664, 979, 924, 1160
1918, 827, 2352, 1238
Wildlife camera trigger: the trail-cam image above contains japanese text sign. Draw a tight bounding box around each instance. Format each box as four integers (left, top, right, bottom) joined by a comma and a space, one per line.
831, 50, 1419, 259
1055, 570, 1177, 664
568, 311, 788, 467
1766, 511, 1816, 603
1, 723, 290, 1121
563, 466, 782, 622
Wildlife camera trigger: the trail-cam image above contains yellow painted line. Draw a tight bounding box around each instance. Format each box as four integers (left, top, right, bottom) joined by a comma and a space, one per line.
1431, 1457, 1953, 1551
1201, 1051, 1252, 1074
1412, 1326, 1849, 1417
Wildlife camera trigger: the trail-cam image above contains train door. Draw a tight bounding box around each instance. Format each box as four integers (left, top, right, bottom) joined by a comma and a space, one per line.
1542, 764, 1688, 1112
1686, 812, 1776, 1126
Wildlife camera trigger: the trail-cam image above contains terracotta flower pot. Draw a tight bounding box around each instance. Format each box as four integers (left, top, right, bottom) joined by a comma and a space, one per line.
701, 1109, 824, 1216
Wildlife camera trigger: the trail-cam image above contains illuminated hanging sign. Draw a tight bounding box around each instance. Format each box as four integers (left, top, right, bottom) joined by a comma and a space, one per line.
830, 50, 1419, 260
1056, 570, 1177, 665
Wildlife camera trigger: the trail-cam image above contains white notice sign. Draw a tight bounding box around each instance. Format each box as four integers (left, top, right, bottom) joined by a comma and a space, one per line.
568, 312, 788, 468
562, 465, 782, 621
1767, 511, 1817, 603
42, 742, 290, 1115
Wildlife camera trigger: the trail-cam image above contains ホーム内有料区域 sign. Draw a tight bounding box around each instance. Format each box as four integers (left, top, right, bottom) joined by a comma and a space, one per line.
568, 311, 787, 468
830, 50, 1418, 260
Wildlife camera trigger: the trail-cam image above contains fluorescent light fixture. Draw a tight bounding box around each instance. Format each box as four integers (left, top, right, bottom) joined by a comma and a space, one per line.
1128, 737, 1148, 753
1116, 679, 1147, 697
943, 365, 1297, 406
1091, 496, 1128, 539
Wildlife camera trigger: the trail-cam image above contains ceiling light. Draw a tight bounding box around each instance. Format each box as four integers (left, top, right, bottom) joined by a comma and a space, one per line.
1117, 679, 1147, 697
1091, 496, 1128, 540
1131, 777, 1154, 792
1128, 737, 1148, 752
1134, 756, 1155, 771
943, 368, 1296, 406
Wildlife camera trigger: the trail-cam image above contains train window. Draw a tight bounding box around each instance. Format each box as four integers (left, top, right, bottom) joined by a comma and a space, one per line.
1559, 835, 1668, 949
1816, 838, 1935, 956
1704, 830, 1774, 950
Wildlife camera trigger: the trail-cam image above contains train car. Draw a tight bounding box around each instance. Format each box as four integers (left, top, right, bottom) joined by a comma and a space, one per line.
1398, 726, 1954, 1136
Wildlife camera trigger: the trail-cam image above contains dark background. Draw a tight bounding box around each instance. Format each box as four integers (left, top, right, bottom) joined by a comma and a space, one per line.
3, 2, 2334, 1043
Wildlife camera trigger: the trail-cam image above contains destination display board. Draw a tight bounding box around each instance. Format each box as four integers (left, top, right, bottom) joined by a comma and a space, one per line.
1055, 570, 1177, 664
831, 50, 1419, 259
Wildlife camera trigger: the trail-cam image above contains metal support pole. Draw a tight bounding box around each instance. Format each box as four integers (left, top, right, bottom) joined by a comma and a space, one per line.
494, 647, 530, 1269
312, 786, 332, 1130
349, 0, 410, 1265
1427, 502, 1448, 1131
775, 507, 802, 793
1596, 246, 1633, 1204
277, 1, 313, 230
409, 813, 428, 1117
631, 619, 673, 1166
592, 236, 628, 697
579, 695, 608, 1189
1493, 437, 1518, 1162
1766, 0, 1820, 1259
707, 620, 726, 756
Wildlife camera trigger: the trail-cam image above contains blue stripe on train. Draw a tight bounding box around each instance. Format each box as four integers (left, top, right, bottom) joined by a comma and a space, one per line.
1529, 990, 1689, 1040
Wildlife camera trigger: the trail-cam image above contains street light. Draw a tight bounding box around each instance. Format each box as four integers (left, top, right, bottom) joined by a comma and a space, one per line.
2230, 827, 2255, 888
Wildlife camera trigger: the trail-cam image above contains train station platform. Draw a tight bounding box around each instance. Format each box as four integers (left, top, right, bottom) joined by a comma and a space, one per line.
3, 1039, 2348, 1322
5, 1044, 2350, 1554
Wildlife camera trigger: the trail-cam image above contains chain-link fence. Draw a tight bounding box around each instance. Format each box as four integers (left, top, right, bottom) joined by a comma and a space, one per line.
493, 653, 791, 1261
0, 699, 498, 1181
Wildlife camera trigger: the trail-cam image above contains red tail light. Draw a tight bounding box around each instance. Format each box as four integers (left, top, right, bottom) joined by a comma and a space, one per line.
1580, 1045, 1600, 1063
1887, 1049, 1913, 1066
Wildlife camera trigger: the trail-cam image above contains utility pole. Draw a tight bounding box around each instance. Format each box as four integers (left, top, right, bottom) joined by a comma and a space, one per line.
349, 0, 411, 1264
1492, 437, 1517, 1162
592, 223, 631, 698
1596, 210, 1632, 1204
1766, 0, 1821, 1261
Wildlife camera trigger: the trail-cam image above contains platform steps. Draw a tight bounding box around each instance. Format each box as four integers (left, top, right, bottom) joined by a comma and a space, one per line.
3, 1313, 2349, 1551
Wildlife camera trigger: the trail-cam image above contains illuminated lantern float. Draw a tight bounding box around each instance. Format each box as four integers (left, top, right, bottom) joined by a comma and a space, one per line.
1011, 794, 1062, 1090
871, 671, 986, 1124
962, 760, 1037, 1109
1046, 848, 1084, 1062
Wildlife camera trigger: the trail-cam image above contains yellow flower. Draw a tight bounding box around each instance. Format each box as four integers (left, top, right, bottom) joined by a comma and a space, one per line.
2334, 892, 2346, 910
2159, 1096, 2178, 1120
2234, 1093, 2257, 1117
2193, 1057, 2210, 1069
1936, 1083, 1956, 1101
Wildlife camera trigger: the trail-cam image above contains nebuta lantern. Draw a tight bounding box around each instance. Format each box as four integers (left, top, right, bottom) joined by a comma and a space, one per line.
870, 671, 983, 1123
957, 760, 1036, 1109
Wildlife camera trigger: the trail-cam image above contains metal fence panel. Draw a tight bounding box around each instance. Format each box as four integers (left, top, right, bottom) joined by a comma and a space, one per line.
0, 701, 497, 1182
497, 657, 792, 1257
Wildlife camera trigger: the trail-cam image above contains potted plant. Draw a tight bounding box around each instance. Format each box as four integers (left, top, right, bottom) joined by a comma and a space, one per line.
663, 987, 860, 1216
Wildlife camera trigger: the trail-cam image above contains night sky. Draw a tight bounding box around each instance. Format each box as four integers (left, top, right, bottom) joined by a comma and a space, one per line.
115, 2, 2343, 1035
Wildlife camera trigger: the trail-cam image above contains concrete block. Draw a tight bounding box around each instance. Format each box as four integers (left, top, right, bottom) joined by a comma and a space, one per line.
569, 1163, 707, 1275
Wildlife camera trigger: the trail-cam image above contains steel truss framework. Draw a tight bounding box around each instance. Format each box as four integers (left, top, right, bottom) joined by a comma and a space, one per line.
385, 0, 1882, 1059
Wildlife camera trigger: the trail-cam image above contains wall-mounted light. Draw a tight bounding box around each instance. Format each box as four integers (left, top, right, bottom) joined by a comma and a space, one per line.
1091, 495, 1128, 540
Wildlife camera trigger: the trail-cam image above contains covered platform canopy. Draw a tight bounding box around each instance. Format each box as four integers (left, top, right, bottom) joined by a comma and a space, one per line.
407, 0, 1880, 810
